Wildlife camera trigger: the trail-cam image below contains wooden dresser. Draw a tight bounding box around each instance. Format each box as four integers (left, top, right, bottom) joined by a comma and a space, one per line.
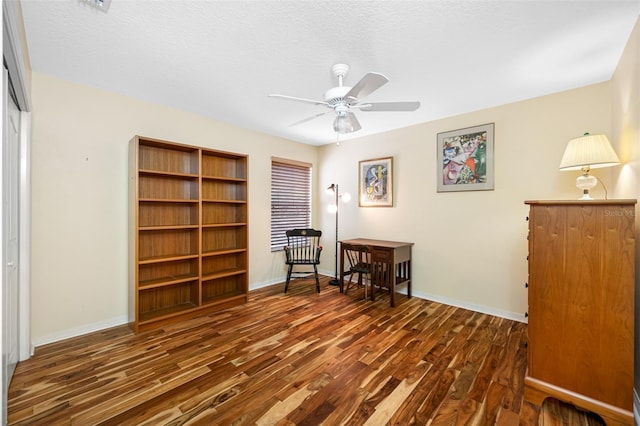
524, 200, 636, 425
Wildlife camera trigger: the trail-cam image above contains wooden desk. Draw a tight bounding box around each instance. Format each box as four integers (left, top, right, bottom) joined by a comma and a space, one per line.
339, 238, 414, 307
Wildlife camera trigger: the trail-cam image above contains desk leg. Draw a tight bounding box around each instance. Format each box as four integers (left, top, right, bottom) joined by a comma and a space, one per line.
339, 243, 344, 293
369, 261, 376, 302
407, 259, 412, 299
390, 255, 396, 307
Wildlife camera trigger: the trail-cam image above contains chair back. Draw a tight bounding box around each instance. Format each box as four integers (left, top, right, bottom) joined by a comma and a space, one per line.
284, 229, 322, 265
342, 242, 370, 273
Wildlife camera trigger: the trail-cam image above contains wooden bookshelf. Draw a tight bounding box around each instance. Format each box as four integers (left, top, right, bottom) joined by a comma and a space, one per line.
129, 136, 248, 332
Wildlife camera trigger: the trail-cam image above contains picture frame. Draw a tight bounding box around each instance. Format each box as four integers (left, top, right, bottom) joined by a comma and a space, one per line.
358, 156, 393, 207
437, 123, 494, 192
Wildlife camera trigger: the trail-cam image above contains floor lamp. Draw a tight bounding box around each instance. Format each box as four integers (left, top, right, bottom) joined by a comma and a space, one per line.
326, 183, 350, 285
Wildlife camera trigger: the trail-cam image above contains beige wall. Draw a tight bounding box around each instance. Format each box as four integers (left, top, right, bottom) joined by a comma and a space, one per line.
318, 82, 612, 320
30, 73, 319, 344
611, 16, 640, 415
31, 69, 626, 345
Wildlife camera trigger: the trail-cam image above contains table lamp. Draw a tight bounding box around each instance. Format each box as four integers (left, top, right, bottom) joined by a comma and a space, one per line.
558, 133, 620, 200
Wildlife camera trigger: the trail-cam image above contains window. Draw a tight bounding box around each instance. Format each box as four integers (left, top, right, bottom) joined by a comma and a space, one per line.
271, 159, 312, 251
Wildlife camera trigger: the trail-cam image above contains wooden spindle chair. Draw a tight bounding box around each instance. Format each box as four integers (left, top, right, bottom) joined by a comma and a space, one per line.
283, 229, 323, 293
342, 242, 371, 299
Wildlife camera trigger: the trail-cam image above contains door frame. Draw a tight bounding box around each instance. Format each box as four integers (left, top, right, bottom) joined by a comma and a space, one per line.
3, 0, 33, 360
2, 1, 33, 423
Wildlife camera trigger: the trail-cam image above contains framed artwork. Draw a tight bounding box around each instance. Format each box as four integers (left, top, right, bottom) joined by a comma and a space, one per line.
437, 123, 494, 192
359, 157, 393, 207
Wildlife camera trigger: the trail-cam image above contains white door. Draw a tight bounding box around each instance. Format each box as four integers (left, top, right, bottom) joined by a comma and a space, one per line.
2, 67, 20, 418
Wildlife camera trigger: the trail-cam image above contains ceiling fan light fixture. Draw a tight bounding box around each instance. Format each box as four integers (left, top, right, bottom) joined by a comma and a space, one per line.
333, 113, 353, 134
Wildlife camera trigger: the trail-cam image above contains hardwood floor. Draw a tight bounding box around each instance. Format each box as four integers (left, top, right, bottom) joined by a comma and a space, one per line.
8, 276, 604, 425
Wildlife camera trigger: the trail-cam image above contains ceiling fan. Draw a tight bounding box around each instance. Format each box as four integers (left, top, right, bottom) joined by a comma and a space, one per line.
269, 64, 420, 134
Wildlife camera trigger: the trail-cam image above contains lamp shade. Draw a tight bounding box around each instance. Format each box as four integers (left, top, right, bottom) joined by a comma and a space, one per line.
559, 133, 620, 171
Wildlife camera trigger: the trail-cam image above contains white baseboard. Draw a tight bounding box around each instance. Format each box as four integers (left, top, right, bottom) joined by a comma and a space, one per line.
32, 276, 525, 349
405, 289, 528, 323
634, 389, 639, 425
253, 274, 527, 323
31, 275, 327, 350
318, 269, 335, 278
249, 271, 335, 291
249, 277, 287, 290
32, 315, 129, 349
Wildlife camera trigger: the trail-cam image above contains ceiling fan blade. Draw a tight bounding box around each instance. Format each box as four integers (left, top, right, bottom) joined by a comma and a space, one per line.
345, 72, 389, 100
268, 94, 329, 107
357, 101, 421, 112
290, 111, 331, 127
348, 112, 362, 132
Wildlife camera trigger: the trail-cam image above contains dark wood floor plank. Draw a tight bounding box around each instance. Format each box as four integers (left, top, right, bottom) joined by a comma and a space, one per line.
413, 366, 460, 424
7, 276, 603, 425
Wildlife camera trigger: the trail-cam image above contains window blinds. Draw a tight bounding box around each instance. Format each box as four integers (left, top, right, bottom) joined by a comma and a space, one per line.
271, 160, 312, 251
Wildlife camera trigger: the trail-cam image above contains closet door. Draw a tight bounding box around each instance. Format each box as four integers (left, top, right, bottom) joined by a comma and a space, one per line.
2, 67, 21, 416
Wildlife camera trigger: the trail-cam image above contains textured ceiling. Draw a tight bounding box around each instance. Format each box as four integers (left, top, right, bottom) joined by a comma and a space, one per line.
20, 0, 640, 145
